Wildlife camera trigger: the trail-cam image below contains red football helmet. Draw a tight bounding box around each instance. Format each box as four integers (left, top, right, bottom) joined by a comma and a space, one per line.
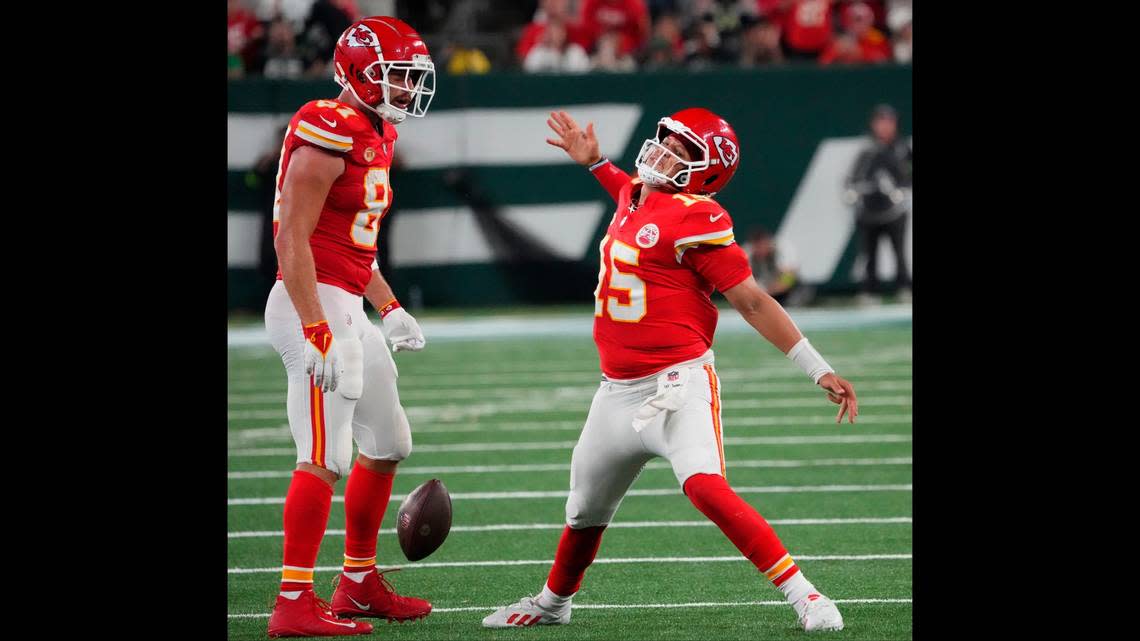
333, 16, 436, 124
634, 108, 740, 195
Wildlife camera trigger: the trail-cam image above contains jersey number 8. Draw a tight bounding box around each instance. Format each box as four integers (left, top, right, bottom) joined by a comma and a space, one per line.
351, 167, 390, 249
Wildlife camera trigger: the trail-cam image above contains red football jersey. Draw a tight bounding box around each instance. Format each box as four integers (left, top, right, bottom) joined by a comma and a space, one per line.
273, 99, 397, 296
591, 166, 753, 379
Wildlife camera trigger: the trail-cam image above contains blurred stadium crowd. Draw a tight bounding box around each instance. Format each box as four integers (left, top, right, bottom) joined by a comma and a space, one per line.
228, 0, 913, 78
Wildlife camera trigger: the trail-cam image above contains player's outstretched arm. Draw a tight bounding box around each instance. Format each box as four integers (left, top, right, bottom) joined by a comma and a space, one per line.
545, 110, 629, 202
722, 278, 859, 424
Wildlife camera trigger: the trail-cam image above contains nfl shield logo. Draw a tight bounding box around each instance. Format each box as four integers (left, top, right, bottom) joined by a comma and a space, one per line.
667, 371, 679, 382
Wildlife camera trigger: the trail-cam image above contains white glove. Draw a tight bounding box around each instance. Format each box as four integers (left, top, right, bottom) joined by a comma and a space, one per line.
381, 305, 426, 352
302, 320, 343, 392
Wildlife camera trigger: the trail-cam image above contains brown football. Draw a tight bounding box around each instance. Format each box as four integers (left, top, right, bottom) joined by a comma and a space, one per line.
396, 479, 452, 562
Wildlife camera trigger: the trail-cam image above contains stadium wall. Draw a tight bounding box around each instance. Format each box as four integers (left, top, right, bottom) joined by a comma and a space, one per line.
228, 65, 911, 310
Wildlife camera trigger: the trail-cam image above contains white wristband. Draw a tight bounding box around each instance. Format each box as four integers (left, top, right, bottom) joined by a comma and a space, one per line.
786, 337, 834, 384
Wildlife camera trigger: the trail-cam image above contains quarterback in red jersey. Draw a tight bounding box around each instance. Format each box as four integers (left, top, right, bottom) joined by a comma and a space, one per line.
482, 110, 859, 632
263, 16, 436, 638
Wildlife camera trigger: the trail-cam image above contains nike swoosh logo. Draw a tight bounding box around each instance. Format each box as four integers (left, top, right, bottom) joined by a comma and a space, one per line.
318, 617, 357, 628
319, 116, 337, 128
709, 213, 725, 222
348, 595, 371, 611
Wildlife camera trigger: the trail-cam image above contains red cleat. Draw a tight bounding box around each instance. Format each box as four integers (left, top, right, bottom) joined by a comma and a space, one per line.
267, 590, 373, 637
332, 568, 432, 622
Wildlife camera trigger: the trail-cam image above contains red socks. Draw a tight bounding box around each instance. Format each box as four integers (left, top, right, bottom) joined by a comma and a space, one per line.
342, 463, 395, 574
545, 525, 606, 596
684, 473, 801, 586
280, 470, 334, 592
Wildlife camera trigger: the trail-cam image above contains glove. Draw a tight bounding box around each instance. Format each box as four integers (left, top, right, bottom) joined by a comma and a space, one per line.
379, 300, 426, 352
302, 320, 342, 393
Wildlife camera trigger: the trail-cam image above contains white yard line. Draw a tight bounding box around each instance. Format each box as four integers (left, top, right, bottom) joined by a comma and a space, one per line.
227, 597, 913, 618
228, 484, 912, 506
228, 516, 912, 539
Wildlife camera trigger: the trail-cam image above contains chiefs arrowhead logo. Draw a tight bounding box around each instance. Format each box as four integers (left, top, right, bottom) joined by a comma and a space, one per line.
347, 25, 378, 47
712, 135, 738, 168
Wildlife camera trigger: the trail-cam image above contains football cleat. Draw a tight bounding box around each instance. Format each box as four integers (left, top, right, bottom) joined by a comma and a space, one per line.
331, 568, 432, 622
267, 590, 372, 637
793, 593, 844, 632
482, 595, 571, 628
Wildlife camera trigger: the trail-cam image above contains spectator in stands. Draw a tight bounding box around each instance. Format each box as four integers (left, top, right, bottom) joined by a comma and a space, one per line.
592, 29, 638, 71
780, 0, 834, 61
746, 227, 811, 306
888, 4, 911, 63
262, 17, 305, 79
756, 0, 793, 29
818, 1, 889, 64
228, 0, 265, 77
523, 19, 592, 73
844, 104, 912, 303
738, 12, 784, 66
444, 31, 493, 74
517, 0, 591, 64
298, 0, 353, 77
679, 0, 749, 70
580, 0, 650, 56
643, 11, 684, 69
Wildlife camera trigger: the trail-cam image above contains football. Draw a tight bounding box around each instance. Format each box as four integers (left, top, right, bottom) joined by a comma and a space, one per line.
396, 478, 452, 562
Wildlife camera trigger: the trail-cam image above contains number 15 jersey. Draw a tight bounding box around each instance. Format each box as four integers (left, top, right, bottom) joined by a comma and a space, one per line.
591, 163, 754, 380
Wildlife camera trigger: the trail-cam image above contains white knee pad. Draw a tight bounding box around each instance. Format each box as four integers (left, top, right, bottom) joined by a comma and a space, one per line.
353, 405, 413, 462
565, 490, 615, 529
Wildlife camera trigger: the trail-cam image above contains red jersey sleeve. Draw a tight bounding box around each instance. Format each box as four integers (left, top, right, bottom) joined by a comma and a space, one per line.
589, 158, 632, 203
674, 199, 750, 290
290, 100, 364, 155
672, 199, 736, 263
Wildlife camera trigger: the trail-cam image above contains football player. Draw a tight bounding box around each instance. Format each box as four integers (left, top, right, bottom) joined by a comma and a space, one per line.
263, 16, 436, 638
482, 110, 859, 632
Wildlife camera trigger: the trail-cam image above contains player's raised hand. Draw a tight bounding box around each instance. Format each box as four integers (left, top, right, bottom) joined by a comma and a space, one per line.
818, 373, 858, 424
546, 110, 602, 166
302, 320, 343, 393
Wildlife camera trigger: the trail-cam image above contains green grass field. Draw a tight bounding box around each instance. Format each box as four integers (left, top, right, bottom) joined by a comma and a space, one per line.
228, 314, 912, 640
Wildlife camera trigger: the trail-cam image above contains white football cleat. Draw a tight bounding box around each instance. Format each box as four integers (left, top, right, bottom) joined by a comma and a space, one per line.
482, 596, 570, 628
794, 593, 844, 632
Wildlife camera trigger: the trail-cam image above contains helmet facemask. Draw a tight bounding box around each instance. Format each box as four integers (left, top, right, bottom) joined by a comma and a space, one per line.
336, 53, 436, 124
635, 117, 709, 191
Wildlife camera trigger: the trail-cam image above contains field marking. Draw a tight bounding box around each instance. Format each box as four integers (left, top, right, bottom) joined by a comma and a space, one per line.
227, 350, 912, 383
229, 433, 913, 458
228, 414, 912, 443
228, 380, 913, 406
228, 452, 912, 480
227, 395, 910, 422
228, 483, 912, 506
227, 366, 911, 393
227, 597, 913, 618
228, 516, 912, 539
228, 553, 912, 574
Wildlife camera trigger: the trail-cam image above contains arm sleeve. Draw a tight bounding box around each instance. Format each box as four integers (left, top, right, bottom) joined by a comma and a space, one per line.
589, 158, 631, 203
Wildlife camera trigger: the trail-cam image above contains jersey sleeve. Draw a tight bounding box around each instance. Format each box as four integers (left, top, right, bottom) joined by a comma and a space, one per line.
589, 158, 633, 203
683, 243, 754, 293
672, 201, 737, 263
289, 101, 360, 154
